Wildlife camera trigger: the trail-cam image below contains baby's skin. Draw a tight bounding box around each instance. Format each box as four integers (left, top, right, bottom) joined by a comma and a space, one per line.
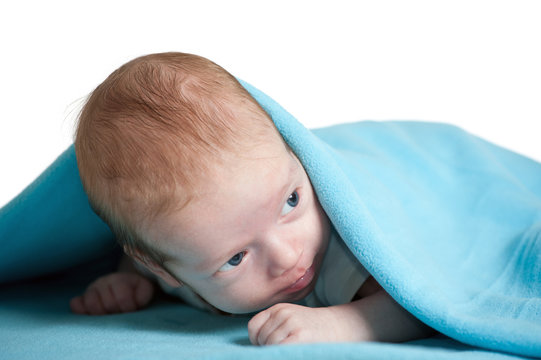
70, 260, 430, 344
70, 256, 154, 314
71, 135, 433, 345
71, 263, 430, 344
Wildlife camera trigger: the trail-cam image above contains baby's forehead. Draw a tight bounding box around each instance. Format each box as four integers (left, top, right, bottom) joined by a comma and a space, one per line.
152, 148, 304, 252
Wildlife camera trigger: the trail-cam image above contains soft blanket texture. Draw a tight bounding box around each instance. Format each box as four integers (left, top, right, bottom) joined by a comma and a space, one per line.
1, 81, 540, 359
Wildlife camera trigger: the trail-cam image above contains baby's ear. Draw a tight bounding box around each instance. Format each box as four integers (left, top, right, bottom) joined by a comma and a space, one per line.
124, 246, 184, 288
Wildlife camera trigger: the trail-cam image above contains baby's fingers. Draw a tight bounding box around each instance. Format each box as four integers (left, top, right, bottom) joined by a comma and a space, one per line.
110, 281, 138, 313
70, 291, 108, 315
258, 321, 293, 345
248, 309, 270, 345
92, 283, 122, 314
248, 305, 293, 345
113, 274, 155, 312
80, 288, 109, 315
69, 296, 86, 314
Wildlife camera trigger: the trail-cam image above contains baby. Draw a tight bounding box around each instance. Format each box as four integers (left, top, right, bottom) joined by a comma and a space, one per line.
70, 52, 432, 345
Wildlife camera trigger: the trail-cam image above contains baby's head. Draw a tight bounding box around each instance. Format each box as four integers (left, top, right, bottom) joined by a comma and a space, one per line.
75, 52, 330, 314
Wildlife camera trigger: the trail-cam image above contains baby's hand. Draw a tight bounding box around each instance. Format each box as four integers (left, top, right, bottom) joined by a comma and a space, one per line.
70, 272, 155, 315
248, 303, 349, 345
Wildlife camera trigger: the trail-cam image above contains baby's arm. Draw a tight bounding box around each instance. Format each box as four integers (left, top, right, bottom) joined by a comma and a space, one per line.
248, 278, 433, 345
70, 255, 155, 315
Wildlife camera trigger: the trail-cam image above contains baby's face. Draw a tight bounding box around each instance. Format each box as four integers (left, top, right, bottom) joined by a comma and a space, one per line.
145, 137, 331, 314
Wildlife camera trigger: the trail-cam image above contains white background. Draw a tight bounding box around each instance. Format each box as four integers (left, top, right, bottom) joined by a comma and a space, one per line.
1, 0, 540, 207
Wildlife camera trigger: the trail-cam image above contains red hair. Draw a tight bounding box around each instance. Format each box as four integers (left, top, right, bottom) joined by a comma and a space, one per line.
75, 52, 274, 264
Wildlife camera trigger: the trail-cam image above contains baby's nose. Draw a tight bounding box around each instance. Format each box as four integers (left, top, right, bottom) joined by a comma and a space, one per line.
266, 235, 302, 278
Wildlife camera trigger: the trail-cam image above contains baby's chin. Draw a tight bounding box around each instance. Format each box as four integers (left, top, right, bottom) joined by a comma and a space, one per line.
217, 283, 318, 315
215, 301, 275, 315
211, 296, 286, 315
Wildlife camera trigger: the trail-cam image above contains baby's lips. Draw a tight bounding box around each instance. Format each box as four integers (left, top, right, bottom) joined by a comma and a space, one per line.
282, 264, 316, 295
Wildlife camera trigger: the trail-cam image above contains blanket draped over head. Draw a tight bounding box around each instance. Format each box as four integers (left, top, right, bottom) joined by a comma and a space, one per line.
1, 81, 540, 358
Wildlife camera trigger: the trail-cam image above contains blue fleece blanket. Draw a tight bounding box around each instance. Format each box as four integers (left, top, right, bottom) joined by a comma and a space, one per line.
1, 82, 540, 359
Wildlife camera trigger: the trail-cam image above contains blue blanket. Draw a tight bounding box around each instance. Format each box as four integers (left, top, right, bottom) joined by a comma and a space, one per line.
1, 82, 540, 359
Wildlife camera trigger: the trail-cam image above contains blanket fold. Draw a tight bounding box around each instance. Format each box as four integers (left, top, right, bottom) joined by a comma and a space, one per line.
1, 81, 539, 357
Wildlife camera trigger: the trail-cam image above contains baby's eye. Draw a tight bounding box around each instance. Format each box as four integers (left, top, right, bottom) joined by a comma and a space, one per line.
281, 190, 299, 216
218, 252, 245, 272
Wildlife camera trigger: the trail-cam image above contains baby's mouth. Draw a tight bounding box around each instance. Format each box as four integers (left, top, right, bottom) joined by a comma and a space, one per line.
281, 264, 316, 295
